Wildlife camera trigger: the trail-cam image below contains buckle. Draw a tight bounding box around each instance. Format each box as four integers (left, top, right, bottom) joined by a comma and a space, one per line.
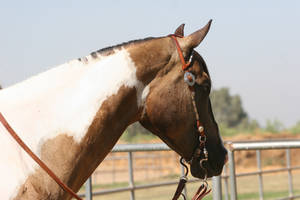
199, 135, 206, 143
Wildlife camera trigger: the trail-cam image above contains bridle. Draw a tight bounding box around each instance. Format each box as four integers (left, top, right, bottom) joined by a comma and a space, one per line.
0, 34, 210, 200
170, 34, 211, 200
170, 34, 208, 164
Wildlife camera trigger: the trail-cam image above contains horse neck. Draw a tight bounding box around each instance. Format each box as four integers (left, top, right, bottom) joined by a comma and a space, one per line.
0, 48, 152, 199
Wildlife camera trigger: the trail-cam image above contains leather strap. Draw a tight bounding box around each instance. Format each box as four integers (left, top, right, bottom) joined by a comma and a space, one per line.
192, 184, 211, 200
172, 179, 210, 200
0, 112, 83, 200
170, 35, 191, 71
170, 35, 211, 200
172, 177, 187, 200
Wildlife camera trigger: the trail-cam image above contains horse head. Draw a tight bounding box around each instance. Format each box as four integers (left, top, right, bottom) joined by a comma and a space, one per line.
135, 21, 228, 179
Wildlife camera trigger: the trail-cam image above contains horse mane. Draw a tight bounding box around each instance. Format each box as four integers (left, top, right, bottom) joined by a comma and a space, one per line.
78, 36, 162, 62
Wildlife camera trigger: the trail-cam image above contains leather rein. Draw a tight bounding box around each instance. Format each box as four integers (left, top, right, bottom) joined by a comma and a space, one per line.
0, 34, 209, 200
170, 35, 211, 200
0, 112, 83, 200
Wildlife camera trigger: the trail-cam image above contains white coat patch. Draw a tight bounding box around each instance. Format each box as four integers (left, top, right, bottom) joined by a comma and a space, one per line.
0, 48, 148, 199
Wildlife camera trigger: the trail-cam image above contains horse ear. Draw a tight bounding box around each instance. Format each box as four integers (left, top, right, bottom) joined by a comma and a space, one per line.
185, 20, 212, 48
174, 23, 185, 37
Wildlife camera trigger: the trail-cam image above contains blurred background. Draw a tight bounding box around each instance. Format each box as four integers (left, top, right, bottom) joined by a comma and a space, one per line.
1, 1, 300, 199
1, 1, 299, 131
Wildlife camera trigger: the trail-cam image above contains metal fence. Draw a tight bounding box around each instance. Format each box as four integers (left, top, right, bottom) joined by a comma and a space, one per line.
92, 153, 178, 184
78, 140, 300, 200
215, 140, 300, 200
79, 143, 200, 199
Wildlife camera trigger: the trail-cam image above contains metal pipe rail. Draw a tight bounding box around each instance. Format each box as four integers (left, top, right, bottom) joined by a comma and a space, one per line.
112, 143, 170, 152
227, 140, 300, 151
224, 140, 300, 200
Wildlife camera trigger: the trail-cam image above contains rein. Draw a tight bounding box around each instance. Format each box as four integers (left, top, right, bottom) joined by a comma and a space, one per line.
0, 112, 83, 200
170, 35, 211, 200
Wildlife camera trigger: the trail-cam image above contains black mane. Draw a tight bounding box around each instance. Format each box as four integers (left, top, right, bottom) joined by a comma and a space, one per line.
78, 36, 161, 61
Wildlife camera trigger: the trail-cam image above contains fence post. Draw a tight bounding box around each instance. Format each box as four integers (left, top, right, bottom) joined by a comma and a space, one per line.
85, 177, 93, 200
128, 152, 135, 200
256, 150, 264, 200
212, 176, 222, 200
286, 149, 294, 198
228, 150, 237, 200
180, 163, 187, 197
223, 164, 229, 200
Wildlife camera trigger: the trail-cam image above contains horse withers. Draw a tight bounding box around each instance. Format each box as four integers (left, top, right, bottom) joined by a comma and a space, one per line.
0, 20, 227, 199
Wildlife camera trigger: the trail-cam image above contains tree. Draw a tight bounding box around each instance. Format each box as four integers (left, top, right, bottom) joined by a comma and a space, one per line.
210, 87, 248, 128
265, 119, 284, 133
126, 122, 151, 137
289, 121, 300, 134
122, 122, 152, 142
0, 84, 2, 89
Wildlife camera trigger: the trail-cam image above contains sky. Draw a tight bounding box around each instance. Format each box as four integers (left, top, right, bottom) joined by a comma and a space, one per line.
0, 1, 299, 127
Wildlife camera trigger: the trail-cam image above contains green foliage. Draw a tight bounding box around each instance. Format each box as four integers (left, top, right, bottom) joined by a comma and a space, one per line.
125, 123, 149, 137
210, 87, 250, 128
218, 119, 261, 137
289, 121, 300, 134
0, 84, 2, 89
121, 123, 154, 142
264, 119, 284, 133
238, 118, 261, 132
218, 123, 239, 137
209, 87, 262, 136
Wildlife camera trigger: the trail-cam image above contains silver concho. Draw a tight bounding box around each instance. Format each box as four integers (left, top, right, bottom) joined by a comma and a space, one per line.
184, 71, 195, 86
198, 126, 204, 133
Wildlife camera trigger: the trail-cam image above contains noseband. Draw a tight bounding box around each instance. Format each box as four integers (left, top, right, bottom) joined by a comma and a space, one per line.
170, 35, 211, 200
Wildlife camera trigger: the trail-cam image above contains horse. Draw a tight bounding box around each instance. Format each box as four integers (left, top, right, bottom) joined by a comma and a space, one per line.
0, 21, 227, 199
